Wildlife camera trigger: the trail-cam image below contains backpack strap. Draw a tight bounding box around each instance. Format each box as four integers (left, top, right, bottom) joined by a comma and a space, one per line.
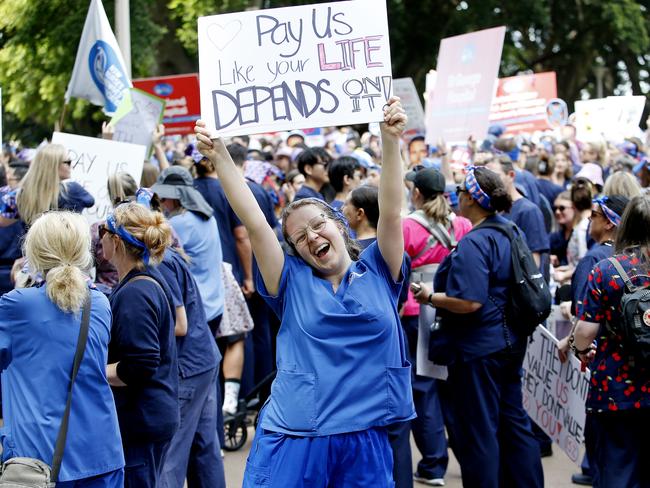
405, 211, 457, 261
608, 257, 638, 293
471, 219, 516, 240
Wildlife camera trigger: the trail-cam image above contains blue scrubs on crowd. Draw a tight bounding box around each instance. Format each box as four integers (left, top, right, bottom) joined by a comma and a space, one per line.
0, 221, 25, 295
0, 286, 124, 485
434, 214, 544, 487
245, 242, 414, 487
158, 249, 225, 488
109, 267, 179, 488
293, 184, 325, 202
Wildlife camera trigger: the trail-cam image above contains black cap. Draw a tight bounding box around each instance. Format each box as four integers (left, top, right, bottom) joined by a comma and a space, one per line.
405, 168, 446, 199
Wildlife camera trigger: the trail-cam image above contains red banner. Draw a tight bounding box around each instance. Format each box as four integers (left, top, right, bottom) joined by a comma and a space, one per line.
489, 72, 558, 134
132, 74, 200, 136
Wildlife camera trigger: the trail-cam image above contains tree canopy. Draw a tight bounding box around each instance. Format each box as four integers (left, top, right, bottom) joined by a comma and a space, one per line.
1, 0, 648, 144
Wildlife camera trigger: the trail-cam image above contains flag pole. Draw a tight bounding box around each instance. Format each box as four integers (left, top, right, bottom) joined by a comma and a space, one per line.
57, 100, 69, 132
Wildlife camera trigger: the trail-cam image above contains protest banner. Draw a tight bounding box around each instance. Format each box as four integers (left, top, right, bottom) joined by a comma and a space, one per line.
110, 88, 165, 156
426, 26, 505, 145
393, 78, 426, 138
522, 325, 590, 465
52, 132, 145, 225
197, 0, 392, 137
489, 72, 557, 134
133, 74, 201, 135
575, 96, 646, 142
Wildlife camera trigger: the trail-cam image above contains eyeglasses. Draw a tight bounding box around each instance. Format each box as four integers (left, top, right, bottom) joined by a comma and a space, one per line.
98, 223, 115, 239
61, 159, 72, 166
553, 205, 569, 212
288, 214, 328, 247
455, 185, 468, 196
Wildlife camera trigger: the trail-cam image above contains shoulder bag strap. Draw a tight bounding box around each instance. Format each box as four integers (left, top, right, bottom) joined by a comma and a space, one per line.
127, 274, 173, 318
406, 211, 455, 254
50, 292, 91, 482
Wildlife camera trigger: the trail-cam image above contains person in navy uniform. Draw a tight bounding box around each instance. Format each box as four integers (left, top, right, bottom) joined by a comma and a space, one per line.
413, 166, 544, 488
102, 202, 179, 488
195, 97, 414, 487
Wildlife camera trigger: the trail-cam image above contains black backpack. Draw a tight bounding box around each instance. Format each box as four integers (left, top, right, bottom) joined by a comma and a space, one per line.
473, 220, 552, 336
607, 257, 650, 361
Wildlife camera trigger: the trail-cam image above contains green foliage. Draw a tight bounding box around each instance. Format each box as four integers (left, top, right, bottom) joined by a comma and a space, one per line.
1, 0, 648, 144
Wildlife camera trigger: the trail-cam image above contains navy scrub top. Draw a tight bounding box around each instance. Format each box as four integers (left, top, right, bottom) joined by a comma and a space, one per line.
108, 267, 180, 443
0, 286, 124, 481
434, 214, 522, 362
157, 248, 221, 378
257, 241, 415, 436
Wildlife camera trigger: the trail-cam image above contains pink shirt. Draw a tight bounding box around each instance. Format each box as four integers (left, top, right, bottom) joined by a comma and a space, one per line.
402, 215, 473, 316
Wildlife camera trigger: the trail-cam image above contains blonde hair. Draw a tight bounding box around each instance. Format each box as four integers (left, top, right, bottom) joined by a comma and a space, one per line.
112, 202, 171, 268
108, 172, 138, 205
17, 144, 66, 225
603, 171, 642, 199
421, 194, 452, 225
140, 162, 160, 188
24, 212, 92, 313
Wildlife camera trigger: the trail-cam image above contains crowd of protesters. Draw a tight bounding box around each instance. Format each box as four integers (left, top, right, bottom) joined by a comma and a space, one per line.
0, 99, 649, 488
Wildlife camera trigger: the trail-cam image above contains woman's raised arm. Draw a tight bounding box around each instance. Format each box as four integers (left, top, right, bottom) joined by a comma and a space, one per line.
195, 121, 284, 295
377, 97, 407, 281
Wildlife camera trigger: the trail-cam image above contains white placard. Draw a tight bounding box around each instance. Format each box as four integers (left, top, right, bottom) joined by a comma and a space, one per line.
522, 325, 590, 465
575, 96, 646, 142
198, 0, 392, 137
393, 78, 425, 136
111, 88, 165, 156
51, 132, 145, 225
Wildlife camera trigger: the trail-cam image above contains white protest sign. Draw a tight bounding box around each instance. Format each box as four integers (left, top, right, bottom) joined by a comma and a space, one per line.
198, 0, 392, 137
393, 78, 425, 138
522, 325, 590, 465
52, 132, 145, 225
575, 96, 646, 142
574, 98, 614, 142
110, 88, 165, 156
606, 95, 646, 140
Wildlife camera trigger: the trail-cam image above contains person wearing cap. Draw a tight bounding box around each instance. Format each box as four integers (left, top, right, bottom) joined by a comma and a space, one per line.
328, 156, 363, 210
412, 166, 544, 488
103, 202, 179, 488
293, 148, 330, 202
286, 130, 305, 148
402, 167, 472, 486
152, 167, 225, 337
557, 195, 650, 487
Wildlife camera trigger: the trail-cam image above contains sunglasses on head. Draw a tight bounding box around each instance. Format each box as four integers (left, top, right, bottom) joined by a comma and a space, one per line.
98, 223, 115, 239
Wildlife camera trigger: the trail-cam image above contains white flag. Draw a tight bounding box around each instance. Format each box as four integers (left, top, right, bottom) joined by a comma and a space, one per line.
64, 0, 132, 115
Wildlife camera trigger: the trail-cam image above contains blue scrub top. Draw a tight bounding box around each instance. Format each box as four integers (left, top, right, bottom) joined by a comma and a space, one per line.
194, 177, 244, 283
109, 267, 180, 443
257, 241, 415, 436
514, 169, 541, 207
0, 286, 124, 481
293, 185, 325, 202
170, 211, 224, 321
158, 248, 221, 378
506, 198, 550, 253
434, 214, 523, 362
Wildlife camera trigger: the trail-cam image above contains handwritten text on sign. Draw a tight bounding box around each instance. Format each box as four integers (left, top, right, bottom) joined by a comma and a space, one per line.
522, 326, 590, 465
198, 0, 392, 136
52, 132, 145, 225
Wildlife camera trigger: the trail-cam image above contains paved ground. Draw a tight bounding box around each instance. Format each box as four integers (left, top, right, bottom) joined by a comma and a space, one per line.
223, 426, 580, 487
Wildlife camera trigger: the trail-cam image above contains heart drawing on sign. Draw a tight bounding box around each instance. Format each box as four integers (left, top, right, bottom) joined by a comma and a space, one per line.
206, 21, 243, 51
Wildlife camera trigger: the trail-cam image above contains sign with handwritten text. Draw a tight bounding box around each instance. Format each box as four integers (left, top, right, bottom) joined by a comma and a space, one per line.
522, 325, 590, 465
393, 77, 425, 138
198, 0, 392, 136
110, 88, 165, 156
426, 26, 505, 145
52, 132, 145, 225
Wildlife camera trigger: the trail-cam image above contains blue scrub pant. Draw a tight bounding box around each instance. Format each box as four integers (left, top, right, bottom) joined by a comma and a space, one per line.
591, 409, 650, 488
57, 469, 124, 488
244, 415, 394, 487
386, 421, 413, 488
448, 345, 543, 488
123, 439, 171, 488
401, 315, 448, 481
160, 367, 225, 488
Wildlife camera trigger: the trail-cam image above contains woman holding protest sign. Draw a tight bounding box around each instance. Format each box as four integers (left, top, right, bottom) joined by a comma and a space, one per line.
412, 166, 544, 488
563, 195, 650, 487
195, 97, 414, 487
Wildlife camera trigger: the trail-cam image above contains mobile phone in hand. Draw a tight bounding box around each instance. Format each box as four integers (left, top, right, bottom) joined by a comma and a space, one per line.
410, 283, 422, 294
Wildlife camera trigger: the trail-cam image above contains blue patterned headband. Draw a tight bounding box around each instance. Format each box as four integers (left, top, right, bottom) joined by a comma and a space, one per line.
465, 166, 492, 211
106, 213, 150, 265
593, 196, 621, 227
